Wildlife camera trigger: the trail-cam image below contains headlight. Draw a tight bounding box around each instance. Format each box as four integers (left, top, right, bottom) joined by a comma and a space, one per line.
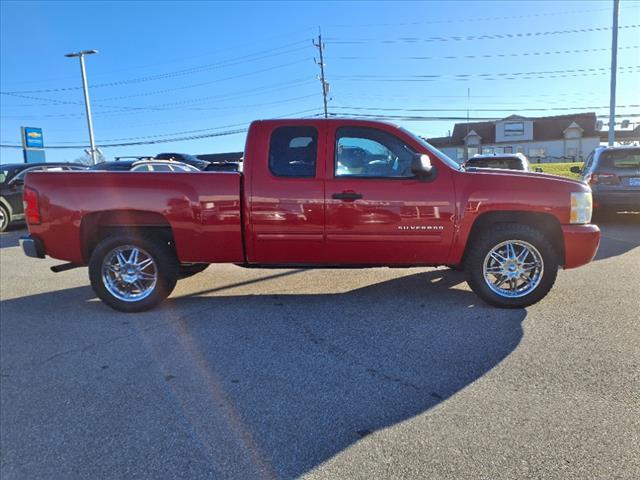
570, 192, 593, 224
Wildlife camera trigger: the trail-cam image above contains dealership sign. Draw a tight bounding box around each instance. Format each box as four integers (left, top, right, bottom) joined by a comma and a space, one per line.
22, 127, 44, 149
21, 126, 46, 163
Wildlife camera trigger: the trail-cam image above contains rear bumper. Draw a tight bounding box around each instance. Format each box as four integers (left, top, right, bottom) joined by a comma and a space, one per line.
561, 224, 600, 269
593, 190, 640, 211
20, 235, 46, 259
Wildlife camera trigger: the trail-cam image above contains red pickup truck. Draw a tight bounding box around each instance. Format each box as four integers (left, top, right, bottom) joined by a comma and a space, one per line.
20, 119, 600, 312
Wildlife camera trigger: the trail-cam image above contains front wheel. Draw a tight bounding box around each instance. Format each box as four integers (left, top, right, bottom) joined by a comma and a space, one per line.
464, 224, 558, 308
89, 234, 178, 312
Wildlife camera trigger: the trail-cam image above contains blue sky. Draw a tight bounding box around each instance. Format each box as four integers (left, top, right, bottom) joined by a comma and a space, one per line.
1, 0, 639, 163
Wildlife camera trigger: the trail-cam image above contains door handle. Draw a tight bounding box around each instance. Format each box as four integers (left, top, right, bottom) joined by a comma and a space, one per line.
332, 192, 363, 201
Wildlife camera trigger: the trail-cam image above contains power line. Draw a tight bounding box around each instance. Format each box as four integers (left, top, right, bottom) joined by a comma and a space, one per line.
325, 112, 640, 122
0, 93, 320, 119
328, 5, 640, 28
0, 28, 319, 89
325, 24, 639, 44
94, 77, 315, 102
2, 43, 313, 95
332, 65, 640, 82
0, 108, 324, 148
0, 78, 317, 113
330, 104, 640, 113
331, 45, 640, 61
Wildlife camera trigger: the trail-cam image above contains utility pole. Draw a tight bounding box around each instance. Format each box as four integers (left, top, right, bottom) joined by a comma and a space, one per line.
466, 87, 470, 161
65, 50, 99, 164
608, 0, 619, 146
313, 29, 329, 118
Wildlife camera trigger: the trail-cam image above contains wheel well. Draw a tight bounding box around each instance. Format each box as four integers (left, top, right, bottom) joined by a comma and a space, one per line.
80, 210, 175, 262
464, 211, 565, 265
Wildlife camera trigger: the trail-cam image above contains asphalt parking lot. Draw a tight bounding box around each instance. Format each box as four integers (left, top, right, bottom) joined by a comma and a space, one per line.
1, 216, 639, 480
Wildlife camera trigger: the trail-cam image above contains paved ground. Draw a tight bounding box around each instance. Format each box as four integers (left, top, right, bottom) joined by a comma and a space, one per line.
1, 216, 639, 479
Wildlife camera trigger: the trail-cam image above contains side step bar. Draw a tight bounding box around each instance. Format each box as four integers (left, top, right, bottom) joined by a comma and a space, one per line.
50, 263, 82, 273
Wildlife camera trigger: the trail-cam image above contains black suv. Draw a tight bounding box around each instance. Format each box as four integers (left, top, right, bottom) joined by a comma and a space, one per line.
0, 162, 86, 231
572, 146, 640, 213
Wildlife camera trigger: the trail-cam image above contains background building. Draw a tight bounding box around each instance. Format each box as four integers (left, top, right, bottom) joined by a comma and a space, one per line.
428, 112, 601, 164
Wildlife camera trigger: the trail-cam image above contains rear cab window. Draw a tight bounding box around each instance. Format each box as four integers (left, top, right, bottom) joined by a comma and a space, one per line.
268, 126, 318, 178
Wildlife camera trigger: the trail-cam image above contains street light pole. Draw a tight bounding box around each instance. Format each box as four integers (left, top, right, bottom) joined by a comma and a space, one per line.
65, 50, 99, 164
608, 0, 619, 147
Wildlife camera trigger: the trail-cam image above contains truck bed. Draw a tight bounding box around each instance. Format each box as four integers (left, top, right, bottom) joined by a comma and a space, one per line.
26, 171, 244, 264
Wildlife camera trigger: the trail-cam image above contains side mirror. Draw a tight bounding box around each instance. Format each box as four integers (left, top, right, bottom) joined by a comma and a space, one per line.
570, 166, 582, 174
411, 154, 433, 178
535, 167, 543, 173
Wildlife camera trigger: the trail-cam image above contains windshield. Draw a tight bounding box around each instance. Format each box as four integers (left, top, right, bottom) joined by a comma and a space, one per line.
399, 127, 463, 171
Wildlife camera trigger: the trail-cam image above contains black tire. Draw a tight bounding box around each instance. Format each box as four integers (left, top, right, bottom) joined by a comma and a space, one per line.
464, 223, 558, 308
0, 204, 9, 233
89, 233, 178, 313
178, 263, 209, 279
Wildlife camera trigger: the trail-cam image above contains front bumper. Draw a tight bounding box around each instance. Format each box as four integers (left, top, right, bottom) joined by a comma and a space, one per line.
561, 224, 600, 269
20, 235, 46, 259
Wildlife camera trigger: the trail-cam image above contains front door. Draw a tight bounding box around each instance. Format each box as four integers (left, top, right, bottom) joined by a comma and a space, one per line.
324, 125, 456, 265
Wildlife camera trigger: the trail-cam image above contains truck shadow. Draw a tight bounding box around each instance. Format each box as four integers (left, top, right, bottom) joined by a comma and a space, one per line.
162, 270, 526, 477
1, 269, 525, 478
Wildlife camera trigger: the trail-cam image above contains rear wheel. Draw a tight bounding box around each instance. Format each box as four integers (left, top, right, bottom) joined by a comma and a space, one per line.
0, 205, 9, 232
89, 234, 178, 312
464, 224, 558, 308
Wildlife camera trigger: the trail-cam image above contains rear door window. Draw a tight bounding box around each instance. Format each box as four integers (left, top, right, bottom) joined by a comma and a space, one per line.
269, 126, 318, 177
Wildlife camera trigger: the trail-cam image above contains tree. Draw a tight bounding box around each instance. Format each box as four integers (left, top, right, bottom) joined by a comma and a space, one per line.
73, 151, 105, 165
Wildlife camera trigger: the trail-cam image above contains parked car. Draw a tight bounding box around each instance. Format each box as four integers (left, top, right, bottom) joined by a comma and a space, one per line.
90, 159, 200, 172
197, 152, 243, 172
571, 146, 640, 213
20, 118, 599, 312
154, 152, 210, 170
0, 162, 86, 232
464, 153, 530, 171
131, 161, 200, 172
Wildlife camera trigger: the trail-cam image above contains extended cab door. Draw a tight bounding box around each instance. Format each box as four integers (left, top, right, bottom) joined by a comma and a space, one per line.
324, 124, 456, 265
246, 122, 327, 264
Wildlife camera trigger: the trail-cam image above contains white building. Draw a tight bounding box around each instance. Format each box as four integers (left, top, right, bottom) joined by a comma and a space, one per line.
428, 112, 601, 164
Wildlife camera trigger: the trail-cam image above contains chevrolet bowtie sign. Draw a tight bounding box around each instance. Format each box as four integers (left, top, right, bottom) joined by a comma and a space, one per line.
22, 127, 44, 149
21, 126, 46, 163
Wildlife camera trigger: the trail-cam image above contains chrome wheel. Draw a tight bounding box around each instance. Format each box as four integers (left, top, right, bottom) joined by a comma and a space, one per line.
101, 245, 157, 302
0, 207, 8, 232
482, 240, 544, 298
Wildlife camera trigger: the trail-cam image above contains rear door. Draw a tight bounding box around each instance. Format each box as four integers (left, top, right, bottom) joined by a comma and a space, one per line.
248, 123, 327, 264
324, 124, 456, 265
